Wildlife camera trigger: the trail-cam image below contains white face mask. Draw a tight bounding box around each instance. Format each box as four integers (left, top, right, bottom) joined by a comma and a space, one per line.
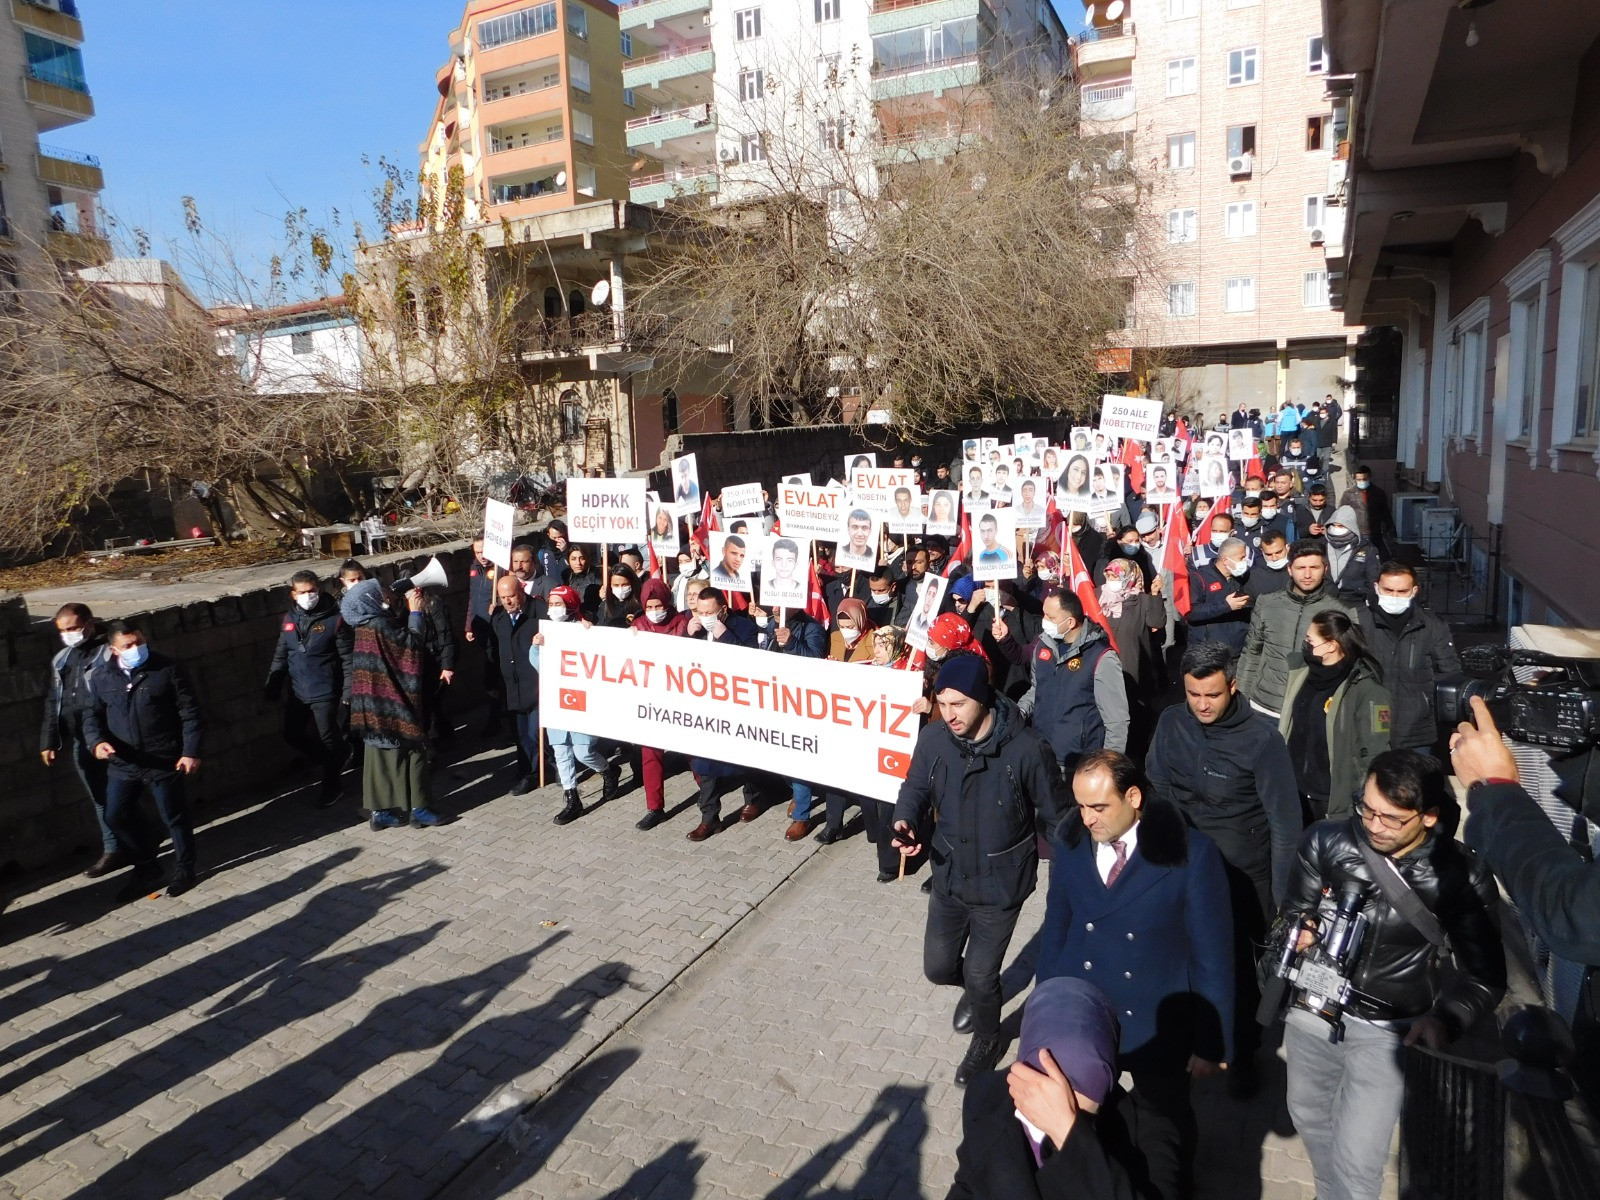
60, 629, 85, 647
1041, 619, 1068, 640
611, 586, 632, 601
755, 615, 770, 629
1376, 594, 1413, 614
1036, 568, 1054, 582
644, 609, 668, 624
1261, 506, 1279, 519
1210, 531, 1229, 548
870, 592, 892, 606
1264, 556, 1289, 571
1221, 558, 1245, 578
1356, 480, 1370, 490
841, 626, 861, 644
926, 645, 947, 662
546, 605, 569, 622
294, 591, 319, 611
1240, 515, 1260, 528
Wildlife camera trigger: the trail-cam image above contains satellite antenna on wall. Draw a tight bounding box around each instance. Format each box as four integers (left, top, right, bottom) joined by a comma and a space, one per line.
590, 278, 611, 307
1105, 0, 1125, 19
555, 169, 568, 189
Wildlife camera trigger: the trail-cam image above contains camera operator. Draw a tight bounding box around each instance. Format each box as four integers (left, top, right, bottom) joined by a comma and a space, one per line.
1454, 696, 1600, 965
1281, 750, 1505, 1200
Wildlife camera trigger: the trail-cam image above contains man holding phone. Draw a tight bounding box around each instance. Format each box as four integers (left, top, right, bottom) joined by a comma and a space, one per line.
893, 656, 1068, 1086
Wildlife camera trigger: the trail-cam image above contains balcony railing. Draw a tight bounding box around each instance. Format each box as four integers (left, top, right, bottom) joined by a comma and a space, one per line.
630, 164, 717, 187
1077, 20, 1131, 41
521, 311, 666, 354
625, 103, 711, 130
624, 39, 710, 68
37, 142, 97, 167
26, 63, 88, 94
1082, 82, 1135, 121
871, 0, 993, 15
487, 128, 565, 153
874, 51, 979, 80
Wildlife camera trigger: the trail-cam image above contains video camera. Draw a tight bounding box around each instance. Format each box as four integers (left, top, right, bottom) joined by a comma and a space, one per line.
1434, 644, 1600, 752
1259, 881, 1370, 1043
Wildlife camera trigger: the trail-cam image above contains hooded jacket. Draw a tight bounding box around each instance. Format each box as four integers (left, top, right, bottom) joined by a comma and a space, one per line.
1284, 817, 1504, 1035
1324, 504, 1381, 602
1235, 577, 1357, 715
893, 693, 1068, 909
1356, 600, 1461, 749
1146, 693, 1302, 906
1278, 656, 1392, 819
1006, 621, 1130, 763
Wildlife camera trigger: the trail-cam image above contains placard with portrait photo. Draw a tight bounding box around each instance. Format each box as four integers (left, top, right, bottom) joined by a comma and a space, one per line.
904, 574, 949, 651
1143, 461, 1179, 507
886, 484, 923, 535
707, 531, 754, 593
834, 506, 880, 572
670, 453, 701, 515
1056, 451, 1095, 511
925, 489, 960, 535
759, 536, 809, 610
1227, 428, 1253, 462
1012, 477, 1049, 529
1197, 455, 1233, 499
646, 496, 680, 556
970, 509, 1019, 582
1087, 462, 1124, 515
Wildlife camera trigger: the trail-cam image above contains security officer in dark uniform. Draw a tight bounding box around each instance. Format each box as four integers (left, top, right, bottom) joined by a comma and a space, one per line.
893, 655, 1068, 1087
464, 537, 502, 736
40, 602, 124, 877
265, 570, 353, 807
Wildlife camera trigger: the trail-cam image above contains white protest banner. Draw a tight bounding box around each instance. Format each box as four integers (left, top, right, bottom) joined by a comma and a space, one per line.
565, 477, 648, 542
850, 467, 916, 515
1098, 394, 1165, 443
538, 623, 923, 802
778, 483, 849, 541
720, 482, 765, 518
482, 498, 515, 570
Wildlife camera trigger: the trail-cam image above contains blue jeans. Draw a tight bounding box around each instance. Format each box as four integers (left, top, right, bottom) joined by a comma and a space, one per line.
105, 768, 195, 873
513, 709, 540, 778
67, 733, 119, 854
547, 728, 608, 790
790, 780, 814, 822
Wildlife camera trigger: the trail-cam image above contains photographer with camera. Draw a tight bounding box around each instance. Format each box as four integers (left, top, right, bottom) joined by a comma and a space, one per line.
1278, 750, 1505, 1200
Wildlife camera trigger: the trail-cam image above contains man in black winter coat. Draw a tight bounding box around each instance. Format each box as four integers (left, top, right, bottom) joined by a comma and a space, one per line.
488, 573, 545, 795
894, 655, 1069, 1087
1146, 642, 1302, 1093
265, 570, 354, 805
1183, 539, 1252, 651
40, 602, 124, 878
1356, 563, 1461, 752
84, 622, 205, 900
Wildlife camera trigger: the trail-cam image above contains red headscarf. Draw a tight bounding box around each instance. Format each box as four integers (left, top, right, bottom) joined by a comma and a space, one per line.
634, 577, 690, 636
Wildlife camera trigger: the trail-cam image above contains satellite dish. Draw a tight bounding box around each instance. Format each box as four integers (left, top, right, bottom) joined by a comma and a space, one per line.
1105, 0, 1124, 18
590, 278, 611, 307
555, 170, 568, 188
1084, 3, 1097, 22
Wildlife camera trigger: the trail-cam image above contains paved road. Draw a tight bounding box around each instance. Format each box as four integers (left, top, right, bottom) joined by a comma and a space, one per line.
0, 730, 1390, 1198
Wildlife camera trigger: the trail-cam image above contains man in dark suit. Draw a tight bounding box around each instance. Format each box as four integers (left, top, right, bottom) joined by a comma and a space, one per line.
1036, 750, 1234, 1200
488, 573, 545, 795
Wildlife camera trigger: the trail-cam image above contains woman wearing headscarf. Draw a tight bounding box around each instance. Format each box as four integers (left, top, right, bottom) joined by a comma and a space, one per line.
631, 577, 690, 830
597, 562, 643, 628
533, 585, 618, 826
343, 579, 442, 829
829, 597, 877, 662
1096, 558, 1166, 759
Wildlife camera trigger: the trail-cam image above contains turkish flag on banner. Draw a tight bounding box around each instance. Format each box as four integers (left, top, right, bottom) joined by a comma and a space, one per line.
1064, 534, 1118, 655
559, 688, 587, 712
1162, 502, 1194, 617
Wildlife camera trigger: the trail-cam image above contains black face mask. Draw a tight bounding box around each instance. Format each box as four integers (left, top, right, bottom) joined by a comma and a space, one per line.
1301, 643, 1322, 667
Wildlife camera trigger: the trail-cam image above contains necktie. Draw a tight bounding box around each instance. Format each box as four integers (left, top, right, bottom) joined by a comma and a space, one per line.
1106, 839, 1129, 887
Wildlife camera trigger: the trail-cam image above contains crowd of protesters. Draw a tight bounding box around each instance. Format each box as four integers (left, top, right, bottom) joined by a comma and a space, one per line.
40, 406, 1531, 1200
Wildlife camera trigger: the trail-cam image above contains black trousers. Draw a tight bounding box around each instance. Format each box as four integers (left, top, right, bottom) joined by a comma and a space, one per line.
696, 773, 758, 824
284, 695, 346, 787
923, 886, 1024, 1040
1123, 1069, 1195, 1200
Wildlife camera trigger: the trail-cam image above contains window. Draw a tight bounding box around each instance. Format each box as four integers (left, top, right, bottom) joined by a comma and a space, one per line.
620, 30, 632, 57
1303, 271, 1331, 308
1226, 124, 1256, 159
735, 7, 762, 41
1166, 208, 1197, 244
663, 388, 680, 435
1308, 35, 1327, 73
1513, 288, 1545, 438
1306, 115, 1330, 152
1168, 0, 1197, 17
739, 68, 764, 101
623, 87, 635, 108
817, 54, 841, 85
1224, 202, 1257, 238
424, 289, 446, 336
871, 19, 978, 74
560, 390, 585, 441
576, 163, 596, 196
827, 187, 850, 210
1167, 282, 1197, 317
1305, 194, 1327, 230
1227, 48, 1259, 87
1166, 57, 1197, 96
572, 108, 594, 144
818, 118, 847, 151
740, 133, 765, 163
477, 3, 558, 49
815, 0, 840, 22
568, 54, 590, 92
289, 331, 314, 356
1167, 132, 1195, 170
567, 4, 587, 39
1458, 324, 1486, 440
1224, 276, 1256, 313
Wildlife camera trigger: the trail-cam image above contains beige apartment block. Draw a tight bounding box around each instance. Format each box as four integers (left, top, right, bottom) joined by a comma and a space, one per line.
1078, 0, 1358, 419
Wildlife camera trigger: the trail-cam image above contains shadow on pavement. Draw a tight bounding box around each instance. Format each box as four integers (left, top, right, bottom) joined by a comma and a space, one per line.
766, 1083, 931, 1200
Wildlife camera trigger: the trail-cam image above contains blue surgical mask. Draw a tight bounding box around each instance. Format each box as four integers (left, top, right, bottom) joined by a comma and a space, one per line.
117, 644, 149, 670
1356, 480, 1370, 490
1121, 543, 1140, 556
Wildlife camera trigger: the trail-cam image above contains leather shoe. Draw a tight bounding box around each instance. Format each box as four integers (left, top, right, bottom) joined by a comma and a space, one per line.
955, 1034, 1004, 1087
784, 820, 809, 842
876, 869, 897, 883
738, 803, 761, 823
510, 773, 536, 796
636, 809, 666, 831
114, 865, 163, 903
787, 799, 795, 817
83, 852, 128, 879
952, 992, 975, 1034
686, 822, 716, 842
814, 826, 842, 845
167, 869, 197, 898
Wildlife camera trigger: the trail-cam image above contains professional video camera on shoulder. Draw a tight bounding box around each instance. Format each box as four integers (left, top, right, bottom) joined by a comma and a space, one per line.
1259, 881, 1373, 1043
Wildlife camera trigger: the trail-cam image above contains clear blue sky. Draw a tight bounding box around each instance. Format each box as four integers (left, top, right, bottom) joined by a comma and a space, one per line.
62, 0, 1084, 304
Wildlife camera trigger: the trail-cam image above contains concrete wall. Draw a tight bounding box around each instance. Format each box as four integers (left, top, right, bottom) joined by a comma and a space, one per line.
0, 544, 482, 880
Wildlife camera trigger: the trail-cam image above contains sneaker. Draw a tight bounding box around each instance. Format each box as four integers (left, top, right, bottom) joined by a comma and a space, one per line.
167, 868, 197, 898
509, 774, 536, 797
409, 808, 443, 828
954, 1034, 1004, 1087
636, 809, 667, 831
114, 864, 164, 903
369, 810, 405, 830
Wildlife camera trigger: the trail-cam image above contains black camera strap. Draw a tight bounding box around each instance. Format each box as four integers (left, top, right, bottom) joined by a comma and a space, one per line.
1356, 837, 1447, 949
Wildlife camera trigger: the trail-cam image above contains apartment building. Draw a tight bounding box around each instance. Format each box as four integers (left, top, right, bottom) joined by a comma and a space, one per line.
0, 0, 107, 268
1077, 0, 1354, 417
421, 0, 632, 225
1323, 1, 1600, 628
619, 0, 1070, 207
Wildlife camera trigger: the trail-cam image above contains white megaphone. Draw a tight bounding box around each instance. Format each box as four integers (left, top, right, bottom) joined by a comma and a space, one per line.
393, 556, 448, 594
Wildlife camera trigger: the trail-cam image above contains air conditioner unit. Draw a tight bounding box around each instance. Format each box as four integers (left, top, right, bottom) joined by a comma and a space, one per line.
718, 146, 740, 163
1227, 153, 1254, 176
1309, 226, 1326, 245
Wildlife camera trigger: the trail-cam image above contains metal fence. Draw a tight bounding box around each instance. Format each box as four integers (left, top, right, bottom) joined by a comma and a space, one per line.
1415, 521, 1502, 630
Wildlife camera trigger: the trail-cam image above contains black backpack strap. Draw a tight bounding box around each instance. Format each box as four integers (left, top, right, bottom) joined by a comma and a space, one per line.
1356, 834, 1447, 948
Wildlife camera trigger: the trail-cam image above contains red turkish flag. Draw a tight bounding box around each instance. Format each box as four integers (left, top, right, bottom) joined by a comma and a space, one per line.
1162, 502, 1194, 617
559, 688, 587, 712
1064, 534, 1118, 655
